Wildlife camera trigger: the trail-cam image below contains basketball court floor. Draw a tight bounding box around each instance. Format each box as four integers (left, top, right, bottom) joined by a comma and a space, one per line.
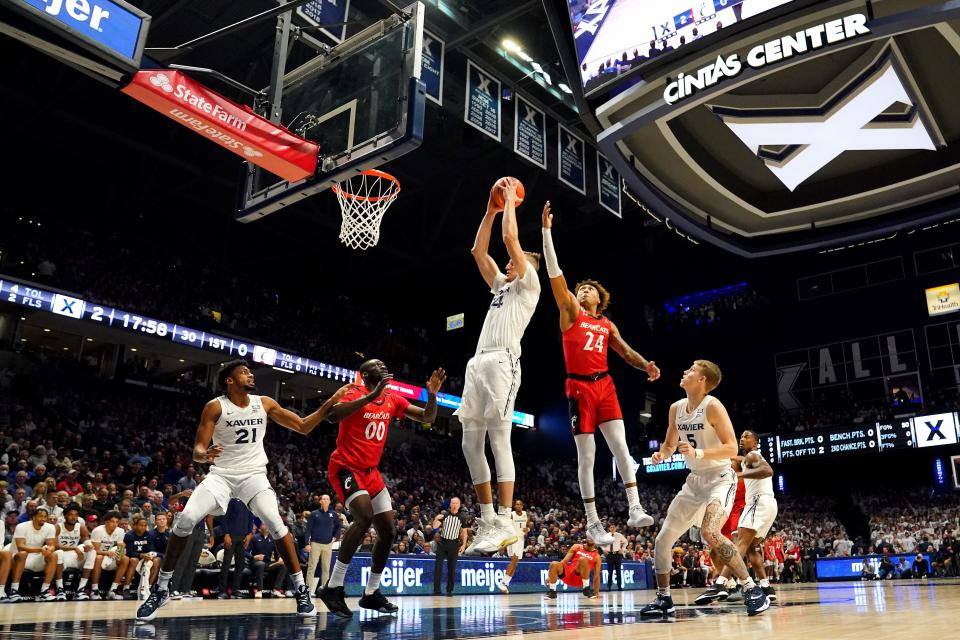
1, 580, 957, 639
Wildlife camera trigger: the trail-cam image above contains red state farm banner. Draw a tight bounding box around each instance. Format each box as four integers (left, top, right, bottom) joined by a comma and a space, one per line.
122, 70, 318, 182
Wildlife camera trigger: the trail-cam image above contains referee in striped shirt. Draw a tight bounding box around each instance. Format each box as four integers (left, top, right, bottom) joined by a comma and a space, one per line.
431, 497, 469, 596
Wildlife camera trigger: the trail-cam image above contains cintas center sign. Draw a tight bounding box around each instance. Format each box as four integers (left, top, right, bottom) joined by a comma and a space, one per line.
663, 14, 870, 105
122, 70, 319, 182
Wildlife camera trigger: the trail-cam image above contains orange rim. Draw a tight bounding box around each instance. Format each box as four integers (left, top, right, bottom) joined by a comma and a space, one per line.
332, 169, 401, 202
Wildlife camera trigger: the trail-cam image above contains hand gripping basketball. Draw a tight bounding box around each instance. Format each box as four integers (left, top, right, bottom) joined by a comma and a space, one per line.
490, 177, 525, 210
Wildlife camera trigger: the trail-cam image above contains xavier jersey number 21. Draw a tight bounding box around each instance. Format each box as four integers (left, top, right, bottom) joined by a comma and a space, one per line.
212, 395, 269, 471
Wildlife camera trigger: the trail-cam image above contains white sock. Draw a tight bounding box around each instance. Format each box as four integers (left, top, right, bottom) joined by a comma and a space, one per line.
110, 582, 119, 592
548, 581, 556, 591
625, 486, 640, 509
56, 579, 64, 589
328, 561, 349, 588
480, 503, 496, 521
759, 578, 770, 588
497, 505, 511, 517
0, 587, 5, 597
658, 586, 671, 597
42, 582, 50, 592
158, 570, 173, 591
715, 576, 727, 587
78, 577, 89, 590
290, 572, 305, 590
738, 577, 756, 589
584, 501, 600, 525
11, 583, 19, 592
503, 574, 512, 585
583, 577, 590, 589
365, 572, 382, 595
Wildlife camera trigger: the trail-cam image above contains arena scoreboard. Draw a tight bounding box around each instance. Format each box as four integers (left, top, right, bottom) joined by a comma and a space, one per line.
0, 275, 535, 426
760, 411, 958, 463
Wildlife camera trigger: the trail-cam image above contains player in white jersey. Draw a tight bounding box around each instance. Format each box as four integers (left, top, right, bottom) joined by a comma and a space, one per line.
54, 503, 92, 600
136, 359, 352, 621
458, 180, 541, 554
641, 360, 769, 617
497, 499, 532, 593
695, 430, 779, 604
7, 505, 58, 602
86, 510, 130, 600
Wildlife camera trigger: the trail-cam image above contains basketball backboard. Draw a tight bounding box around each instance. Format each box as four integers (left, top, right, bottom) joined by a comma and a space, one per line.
236, 1, 425, 223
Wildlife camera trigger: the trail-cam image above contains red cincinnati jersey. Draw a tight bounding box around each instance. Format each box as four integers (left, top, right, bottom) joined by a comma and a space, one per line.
733, 477, 746, 511
567, 544, 601, 570
562, 309, 612, 376
330, 386, 410, 469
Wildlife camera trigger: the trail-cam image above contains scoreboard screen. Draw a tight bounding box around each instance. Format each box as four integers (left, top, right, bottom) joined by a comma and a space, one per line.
568, 0, 800, 87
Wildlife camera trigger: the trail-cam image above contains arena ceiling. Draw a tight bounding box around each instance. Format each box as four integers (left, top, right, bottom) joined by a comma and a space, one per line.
592, 0, 960, 256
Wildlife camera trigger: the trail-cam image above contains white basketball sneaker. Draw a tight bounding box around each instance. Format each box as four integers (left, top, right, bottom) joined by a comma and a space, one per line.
466, 518, 516, 554
627, 505, 654, 528
586, 521, 615, 546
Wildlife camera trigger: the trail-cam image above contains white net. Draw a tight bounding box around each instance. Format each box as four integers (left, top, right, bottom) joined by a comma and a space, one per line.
333, 170, 401, 250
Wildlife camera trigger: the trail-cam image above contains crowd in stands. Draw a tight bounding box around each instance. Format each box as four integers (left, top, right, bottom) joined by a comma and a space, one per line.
853, 488, 960, 578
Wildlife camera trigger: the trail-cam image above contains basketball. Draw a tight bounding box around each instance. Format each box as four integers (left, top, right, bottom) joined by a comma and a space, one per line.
491, 177, 525, 209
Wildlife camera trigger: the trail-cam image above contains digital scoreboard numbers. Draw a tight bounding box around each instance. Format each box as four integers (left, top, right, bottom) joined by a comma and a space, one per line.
775, 427, 876, 460
877, 419, 913, 451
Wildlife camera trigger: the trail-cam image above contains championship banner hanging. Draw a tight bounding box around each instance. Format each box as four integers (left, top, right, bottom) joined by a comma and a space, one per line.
122, 69, 319, 182
464, 60, 501, 141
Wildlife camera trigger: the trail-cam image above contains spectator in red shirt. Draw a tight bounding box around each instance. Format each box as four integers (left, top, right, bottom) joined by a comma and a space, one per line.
56, 470, 83, 496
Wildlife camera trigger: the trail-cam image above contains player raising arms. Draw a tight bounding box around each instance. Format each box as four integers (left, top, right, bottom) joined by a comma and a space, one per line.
641, 361, 769, 617
320, 359, 446, 618
458, 179, 541, 554
541, 206, 659, 545
136, 360, 352, 622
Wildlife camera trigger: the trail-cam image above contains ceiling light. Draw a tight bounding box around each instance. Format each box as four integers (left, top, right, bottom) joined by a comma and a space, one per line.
130, 348, 137, 352
86, 338, 93, 342
531, 62, 543, 73
43, 328, 51, 332
502, 38, 522, 53
179, 359, 185, 363
541, 71, 552, 85
558, 83, 573, 94
517, 51, 533, 62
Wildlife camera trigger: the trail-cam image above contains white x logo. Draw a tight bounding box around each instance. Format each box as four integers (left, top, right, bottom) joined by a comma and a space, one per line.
522, 105, 537, 125
476, 75, 492, 96
564, 134, 579, 153
719, 63, 936, 191
602, 162, 614, 178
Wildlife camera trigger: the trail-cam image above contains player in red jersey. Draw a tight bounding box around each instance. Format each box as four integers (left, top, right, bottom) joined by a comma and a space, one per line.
319, 359, 446, 618
541, 207, 661, 545
545, 540, 602, 599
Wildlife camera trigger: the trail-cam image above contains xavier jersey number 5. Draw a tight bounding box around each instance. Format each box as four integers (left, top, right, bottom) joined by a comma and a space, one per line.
212, 395, 269, 471
674, 395, 728, 473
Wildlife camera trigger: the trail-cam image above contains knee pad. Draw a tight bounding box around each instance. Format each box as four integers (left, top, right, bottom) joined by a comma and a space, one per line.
461, 426, 491, 485
654, 529, 674, 573
83, 550, 97, 570
55, 549, 64, 564
487, 426, 515, 483
172, 512, 199, 537
247, 490, 289, 540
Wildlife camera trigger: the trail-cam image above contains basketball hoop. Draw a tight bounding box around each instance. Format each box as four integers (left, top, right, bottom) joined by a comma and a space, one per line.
332, 169, 401, 250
